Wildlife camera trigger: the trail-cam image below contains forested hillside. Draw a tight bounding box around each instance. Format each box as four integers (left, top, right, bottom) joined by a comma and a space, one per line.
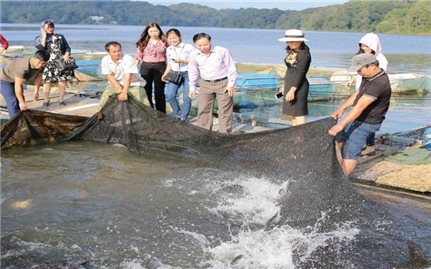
1, 0, 429, 34
275, 0, 430, 34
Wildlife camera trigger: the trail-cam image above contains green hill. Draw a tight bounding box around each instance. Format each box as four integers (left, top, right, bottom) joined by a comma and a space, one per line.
1, 0, 429, 34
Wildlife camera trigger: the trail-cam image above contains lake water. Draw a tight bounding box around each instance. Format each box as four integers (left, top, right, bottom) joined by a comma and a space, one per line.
2, 141, 430, 268
1, 24, 431, 268
1, 23, 431, 133
1, 23, 431, 74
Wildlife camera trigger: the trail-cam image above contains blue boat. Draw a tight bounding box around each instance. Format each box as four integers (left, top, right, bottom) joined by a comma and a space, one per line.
234, 73, 281, 108
75, 59, 102, 77
236, 73, 280, 90
65, 59, 349, 107
232, 73, 343, 108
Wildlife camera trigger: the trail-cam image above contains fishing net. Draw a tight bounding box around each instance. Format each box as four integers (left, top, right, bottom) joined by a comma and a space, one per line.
1, 109, 87, 149
1, 95, 428, 268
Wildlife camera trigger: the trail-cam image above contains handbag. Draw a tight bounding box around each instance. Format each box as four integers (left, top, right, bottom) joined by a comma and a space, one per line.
166, 70, 183, 85
166, 46, 185, 85
56, 57, 79, 72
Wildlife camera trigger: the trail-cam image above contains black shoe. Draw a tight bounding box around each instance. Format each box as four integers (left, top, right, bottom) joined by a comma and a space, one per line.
43, 100, 50, 107
59, 101, 66, 106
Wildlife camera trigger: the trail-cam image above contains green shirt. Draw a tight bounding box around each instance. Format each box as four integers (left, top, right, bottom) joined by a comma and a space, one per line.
0, 56, 42, 82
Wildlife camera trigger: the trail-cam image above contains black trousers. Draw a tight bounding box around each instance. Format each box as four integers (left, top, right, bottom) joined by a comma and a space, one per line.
140, 62, 167, 113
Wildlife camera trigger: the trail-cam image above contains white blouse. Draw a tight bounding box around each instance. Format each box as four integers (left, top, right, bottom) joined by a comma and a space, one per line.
166, 42, 195, 72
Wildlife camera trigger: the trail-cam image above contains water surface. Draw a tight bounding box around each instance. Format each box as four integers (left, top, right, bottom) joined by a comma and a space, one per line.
2, 23, 431, 73
2, 141, 430, 268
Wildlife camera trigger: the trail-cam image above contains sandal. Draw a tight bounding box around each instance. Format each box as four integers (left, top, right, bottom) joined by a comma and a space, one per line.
361, 151, 376, 157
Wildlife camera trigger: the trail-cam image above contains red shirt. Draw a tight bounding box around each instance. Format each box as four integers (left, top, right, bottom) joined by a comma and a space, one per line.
0, 34, 9, 49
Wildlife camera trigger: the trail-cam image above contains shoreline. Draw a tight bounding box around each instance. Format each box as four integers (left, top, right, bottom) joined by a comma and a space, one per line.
2, 46, 431, 77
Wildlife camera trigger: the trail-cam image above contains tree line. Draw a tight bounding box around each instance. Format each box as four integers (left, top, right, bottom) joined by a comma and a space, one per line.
1, 0, 429, 34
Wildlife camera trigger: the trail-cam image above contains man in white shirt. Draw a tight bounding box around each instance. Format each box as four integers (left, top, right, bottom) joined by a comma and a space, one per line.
99, 41, 147, 108
188, 33, 237, 134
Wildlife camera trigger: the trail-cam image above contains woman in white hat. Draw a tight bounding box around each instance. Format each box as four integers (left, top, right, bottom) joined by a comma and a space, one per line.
278, 29, 311, 126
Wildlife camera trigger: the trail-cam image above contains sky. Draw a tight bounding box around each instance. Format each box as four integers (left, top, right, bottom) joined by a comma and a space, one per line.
145, 0, 349, 10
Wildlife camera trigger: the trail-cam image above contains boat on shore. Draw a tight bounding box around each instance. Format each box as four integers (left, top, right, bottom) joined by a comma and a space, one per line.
330, 70, 431, 95
231, 74, 349, 108
1, 50, 430, 110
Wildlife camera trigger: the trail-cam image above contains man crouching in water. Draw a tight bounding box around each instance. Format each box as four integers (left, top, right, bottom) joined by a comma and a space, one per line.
328, 54, 391, 176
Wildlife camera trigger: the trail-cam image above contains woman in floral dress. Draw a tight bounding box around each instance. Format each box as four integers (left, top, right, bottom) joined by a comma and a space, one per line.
35, 19, 74, 106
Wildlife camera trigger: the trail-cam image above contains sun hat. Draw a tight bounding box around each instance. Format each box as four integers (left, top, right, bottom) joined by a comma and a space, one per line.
278, 29, 308, 42
350, 54, 379, 71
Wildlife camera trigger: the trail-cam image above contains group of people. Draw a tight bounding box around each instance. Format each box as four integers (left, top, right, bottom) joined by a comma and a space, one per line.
0, 22, 391, 176
0, 19, 75, 119
273, 29, 391, 176
99, 22, 238, 133
329, 33, 391, 176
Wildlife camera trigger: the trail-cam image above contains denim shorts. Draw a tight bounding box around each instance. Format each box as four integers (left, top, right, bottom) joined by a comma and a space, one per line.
336, 121, 381, 160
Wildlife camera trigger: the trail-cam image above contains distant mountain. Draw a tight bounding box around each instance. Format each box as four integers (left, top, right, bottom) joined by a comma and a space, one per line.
274, 0, 430, 35
1, 0, 429, 34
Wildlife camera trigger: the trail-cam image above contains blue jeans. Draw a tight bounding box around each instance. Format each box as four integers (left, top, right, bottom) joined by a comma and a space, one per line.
165, 71, 191, 121
366, 132, 375, 146
0, 80, 20, 118
337, 121, 381, 160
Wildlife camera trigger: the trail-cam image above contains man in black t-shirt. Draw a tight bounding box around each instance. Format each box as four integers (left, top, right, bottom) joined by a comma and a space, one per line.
328, 54, 391, 176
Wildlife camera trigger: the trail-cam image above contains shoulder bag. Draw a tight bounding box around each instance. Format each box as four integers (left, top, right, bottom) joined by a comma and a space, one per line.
166, 71, 183, 85
166, 46, 184, 85
56, 56, 79, 72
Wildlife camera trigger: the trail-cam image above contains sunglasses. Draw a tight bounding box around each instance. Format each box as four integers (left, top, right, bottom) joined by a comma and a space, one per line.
41, 19, 55, 27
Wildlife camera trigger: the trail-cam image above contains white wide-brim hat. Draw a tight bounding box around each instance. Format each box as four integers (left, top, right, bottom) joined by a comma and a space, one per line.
278, 29, 308, 42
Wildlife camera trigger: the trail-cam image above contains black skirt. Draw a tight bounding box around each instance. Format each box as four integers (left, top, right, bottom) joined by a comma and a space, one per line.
283, 79, 309, 116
